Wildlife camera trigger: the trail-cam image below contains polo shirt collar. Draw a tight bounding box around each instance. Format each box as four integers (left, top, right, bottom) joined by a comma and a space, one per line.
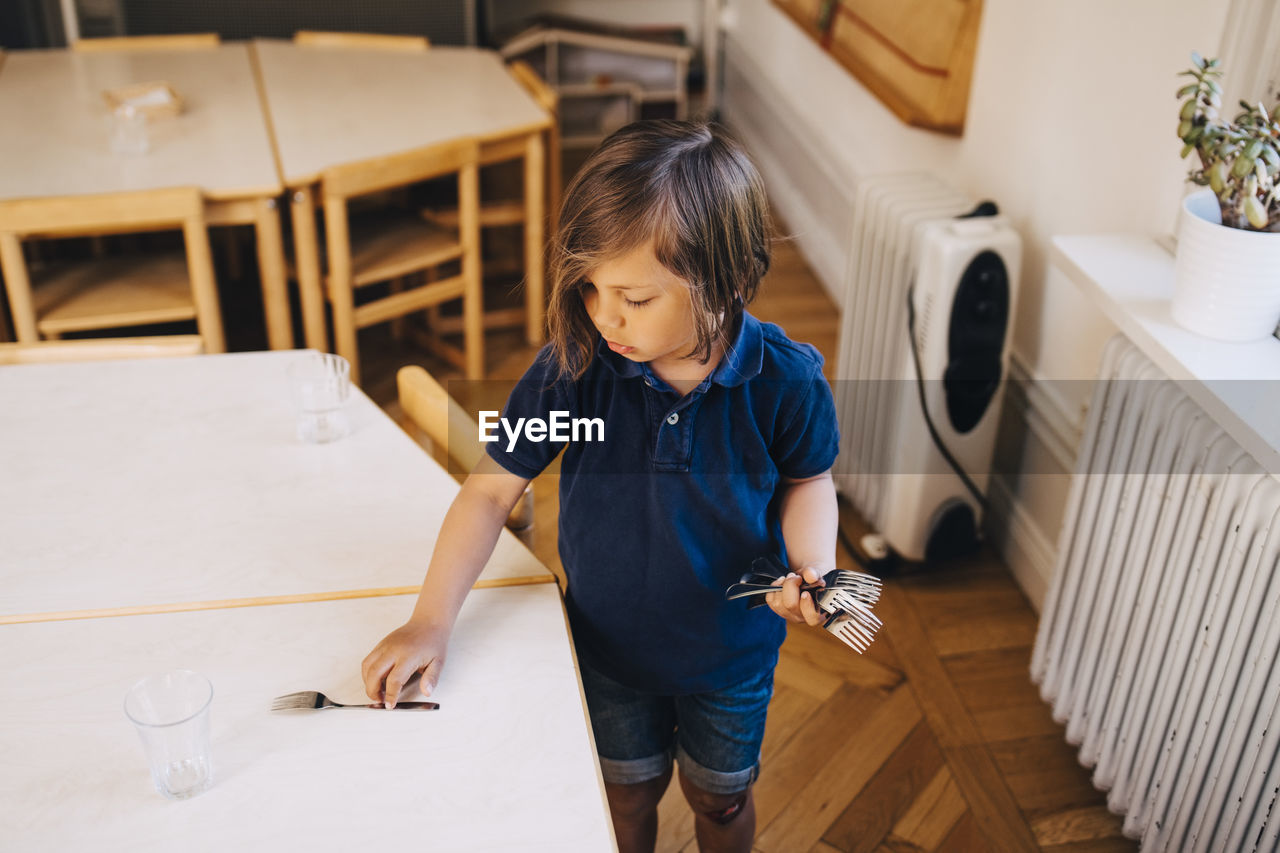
594, 310, 764, 388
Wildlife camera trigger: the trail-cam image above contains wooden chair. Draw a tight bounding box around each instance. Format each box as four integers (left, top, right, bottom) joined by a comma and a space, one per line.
421, 61, 560, 340
0, 187, 225, 353
396, 364, 533, 534
0, 335, 203, 365
509, 60, 562, 228
320, 138, 483, 385
0, 257, 11, 342
293, 31, 429, 51
72, 34, 221, 52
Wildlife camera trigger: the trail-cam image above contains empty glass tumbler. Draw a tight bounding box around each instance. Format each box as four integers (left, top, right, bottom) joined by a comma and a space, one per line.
124, 670, 214, 800
287, 352, 352, 443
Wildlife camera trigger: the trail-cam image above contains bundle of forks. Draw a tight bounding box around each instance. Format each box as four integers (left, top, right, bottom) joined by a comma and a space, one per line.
725, 554, 882, 653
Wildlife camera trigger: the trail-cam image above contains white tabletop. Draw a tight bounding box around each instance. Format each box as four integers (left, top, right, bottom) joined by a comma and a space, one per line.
0, 351, 551, 622
0, 585, 614, 851
252, 40, 551, 186
0, 44, 280, 202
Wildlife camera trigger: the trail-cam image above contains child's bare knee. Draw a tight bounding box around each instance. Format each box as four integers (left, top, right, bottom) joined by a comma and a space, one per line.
677, 772, 751, 825
604, 771, 671, 820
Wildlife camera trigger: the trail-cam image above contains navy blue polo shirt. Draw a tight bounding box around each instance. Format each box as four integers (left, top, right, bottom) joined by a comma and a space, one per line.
486, 311, 839, 694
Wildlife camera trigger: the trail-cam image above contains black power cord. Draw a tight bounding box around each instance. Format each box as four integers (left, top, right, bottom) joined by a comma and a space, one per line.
836, 520, 871, 570
904, 279, 991, 514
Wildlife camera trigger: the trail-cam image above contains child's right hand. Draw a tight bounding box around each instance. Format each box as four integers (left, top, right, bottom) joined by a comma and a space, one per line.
361, 620, 449, 709
764, 568, 830, 626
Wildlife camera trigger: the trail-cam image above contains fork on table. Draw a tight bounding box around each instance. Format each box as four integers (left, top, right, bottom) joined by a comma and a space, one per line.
270, 690, 440, 711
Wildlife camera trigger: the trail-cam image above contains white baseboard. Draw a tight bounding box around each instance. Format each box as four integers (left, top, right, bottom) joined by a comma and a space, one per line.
986, 474, 1057, 612
987, 356, 1083, 611
1006, 351, 1084, 471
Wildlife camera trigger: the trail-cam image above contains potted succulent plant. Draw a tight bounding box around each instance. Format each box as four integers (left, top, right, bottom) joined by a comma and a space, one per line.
1171, 52, 1280, 342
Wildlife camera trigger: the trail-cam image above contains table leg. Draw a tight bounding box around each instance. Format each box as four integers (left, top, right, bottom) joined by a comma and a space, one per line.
290, 185, 327, 351
254, 197, 293, 350
522, 132, 546, 346
0, 232, 36, 341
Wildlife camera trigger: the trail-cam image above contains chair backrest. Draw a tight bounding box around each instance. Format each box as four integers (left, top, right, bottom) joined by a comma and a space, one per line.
507, 61, 557, 114
321, 138, 479, 202
0, 186, 205, 237
397, 364, 485, 474
0, 186, 222, 352
0, 335, 204, 365
72, 34, 220, 52
397, 364, 534, 531
294, 31, 429, 51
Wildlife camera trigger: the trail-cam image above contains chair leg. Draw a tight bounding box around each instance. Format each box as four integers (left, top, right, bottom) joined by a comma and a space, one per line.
522, 132, 546, 346
183, 221, 226, 354
460, 165, 484, 381
328, 271, 360, 384
389, 276, 406, 342
254, 197, 293, 350
332, 301, 360, 385
292, 186, 329, 352
323, 200, 361, 385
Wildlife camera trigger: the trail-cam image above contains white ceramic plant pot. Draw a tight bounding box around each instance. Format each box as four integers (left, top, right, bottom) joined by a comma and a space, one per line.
1171, 188, 1280, 342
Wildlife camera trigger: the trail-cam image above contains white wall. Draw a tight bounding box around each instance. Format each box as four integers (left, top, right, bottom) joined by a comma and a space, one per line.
721, 0, 1232, 606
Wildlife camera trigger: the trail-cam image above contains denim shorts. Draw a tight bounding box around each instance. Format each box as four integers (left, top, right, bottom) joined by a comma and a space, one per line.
578, 660, 774, 795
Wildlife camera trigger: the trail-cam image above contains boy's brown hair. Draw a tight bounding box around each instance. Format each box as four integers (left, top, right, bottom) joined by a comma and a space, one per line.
547, 120, 772, 378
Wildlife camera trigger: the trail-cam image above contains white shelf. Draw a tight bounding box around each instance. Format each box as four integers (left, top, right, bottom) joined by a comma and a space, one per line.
1051, 234, 1280, 476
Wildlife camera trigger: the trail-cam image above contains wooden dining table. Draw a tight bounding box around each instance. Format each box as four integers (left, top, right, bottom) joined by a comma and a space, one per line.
0, 41, 555, 360
0, 44, 294, 349
0, 351, 614, 849
251, 39, 554, 352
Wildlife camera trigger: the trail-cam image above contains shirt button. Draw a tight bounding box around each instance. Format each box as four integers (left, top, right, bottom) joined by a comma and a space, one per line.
666, 413, 679, 425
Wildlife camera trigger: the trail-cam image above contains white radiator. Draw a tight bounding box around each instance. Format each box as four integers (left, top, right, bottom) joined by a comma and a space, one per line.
833, 173, 1020, 561
1031, 334, 1280, 851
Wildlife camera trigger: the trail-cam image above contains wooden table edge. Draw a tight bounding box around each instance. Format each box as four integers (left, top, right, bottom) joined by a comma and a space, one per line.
246, 41, 287, 191
276, 118, 553, 190
0, 574, 557, 625
204, 183, 284, 204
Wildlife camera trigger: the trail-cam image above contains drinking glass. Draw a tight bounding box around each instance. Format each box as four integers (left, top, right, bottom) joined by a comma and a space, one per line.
287, 352, 352, 443
124, 670, 213, 800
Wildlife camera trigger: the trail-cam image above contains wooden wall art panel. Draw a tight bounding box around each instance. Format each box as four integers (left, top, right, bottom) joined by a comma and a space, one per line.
772, 0, 984, 135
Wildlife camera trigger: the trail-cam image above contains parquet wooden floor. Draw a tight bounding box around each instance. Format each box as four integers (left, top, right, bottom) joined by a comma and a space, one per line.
336, 229, 1135, 852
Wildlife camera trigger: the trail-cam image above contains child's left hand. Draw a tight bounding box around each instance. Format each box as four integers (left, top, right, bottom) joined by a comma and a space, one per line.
765, 566, 830, 626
